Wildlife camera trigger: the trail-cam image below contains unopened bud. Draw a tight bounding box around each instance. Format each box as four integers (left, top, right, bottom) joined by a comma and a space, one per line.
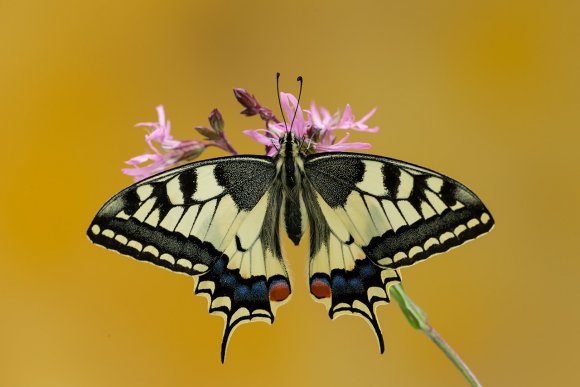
195, 126, 219, 140
234, 88, 260, 116
208, 108, 224, 134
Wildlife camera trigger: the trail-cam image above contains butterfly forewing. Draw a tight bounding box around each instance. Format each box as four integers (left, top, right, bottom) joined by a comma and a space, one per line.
304, 152, 495, 270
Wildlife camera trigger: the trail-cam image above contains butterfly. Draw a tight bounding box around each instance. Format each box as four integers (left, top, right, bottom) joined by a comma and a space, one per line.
87, 124, 493, 362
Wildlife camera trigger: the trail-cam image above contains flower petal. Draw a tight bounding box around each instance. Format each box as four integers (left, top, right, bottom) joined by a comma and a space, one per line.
122, 159, 166, 181
309, 101, 323, 128
243, 129, 276, 146
316, 141, 372, 152
337, 105, 379, 132
265, 147, 279, 157
155, 105, 166, 127
338, 104, 354, 128
125, 153, 159, 165
315, 132, 373, 152
359, 107, 377, 124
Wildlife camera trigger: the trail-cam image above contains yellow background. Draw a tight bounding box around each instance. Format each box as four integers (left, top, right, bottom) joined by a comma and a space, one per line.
1, 1, 578, 386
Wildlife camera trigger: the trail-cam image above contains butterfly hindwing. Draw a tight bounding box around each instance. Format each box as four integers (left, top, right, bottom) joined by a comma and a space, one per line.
302, 179, 401, 351
87, 156, 292, 361
195, 179, 292, 361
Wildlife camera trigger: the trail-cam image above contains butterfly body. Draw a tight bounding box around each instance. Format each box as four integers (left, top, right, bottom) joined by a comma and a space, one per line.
278, 132, 307, 244
88, 131, 493, 361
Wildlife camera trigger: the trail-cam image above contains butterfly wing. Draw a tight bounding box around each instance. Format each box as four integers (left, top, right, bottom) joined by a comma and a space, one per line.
87, 156, 291, 362
303, 152, 494, 349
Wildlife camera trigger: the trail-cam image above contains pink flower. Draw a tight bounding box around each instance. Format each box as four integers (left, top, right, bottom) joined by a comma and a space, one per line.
244, 92, 379, 154
122, 106, 207, 181
122, 91, 379, 182
122, 106, 239, 181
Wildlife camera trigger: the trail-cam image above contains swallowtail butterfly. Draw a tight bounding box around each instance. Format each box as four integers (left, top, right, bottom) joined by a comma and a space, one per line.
88, 125, 493, 362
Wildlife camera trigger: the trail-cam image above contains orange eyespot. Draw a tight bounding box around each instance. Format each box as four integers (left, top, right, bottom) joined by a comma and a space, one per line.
310, 278, 331, 299
269, 280, 291, 301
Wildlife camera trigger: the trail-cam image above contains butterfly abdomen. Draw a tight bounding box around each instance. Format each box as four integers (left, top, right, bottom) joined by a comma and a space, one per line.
284, 196, 303, 245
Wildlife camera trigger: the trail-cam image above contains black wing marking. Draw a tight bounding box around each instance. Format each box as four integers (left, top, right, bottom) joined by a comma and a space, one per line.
304, 152, 494, 270
87, 156, 291, 362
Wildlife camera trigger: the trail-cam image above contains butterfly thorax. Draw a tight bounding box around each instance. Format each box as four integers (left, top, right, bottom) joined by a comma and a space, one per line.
276, 132, 305, 188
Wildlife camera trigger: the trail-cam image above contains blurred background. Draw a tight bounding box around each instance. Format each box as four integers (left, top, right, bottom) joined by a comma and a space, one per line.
1, 0, 578, 386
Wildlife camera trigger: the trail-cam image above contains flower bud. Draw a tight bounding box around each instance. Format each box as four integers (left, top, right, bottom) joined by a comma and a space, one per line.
194, 126, 219, 140
209, 108, 224, 133
258, 108, 275, 122
234, 88, 260, 116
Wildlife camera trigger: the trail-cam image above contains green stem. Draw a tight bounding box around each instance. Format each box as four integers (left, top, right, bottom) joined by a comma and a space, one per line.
389, 283, 482, 387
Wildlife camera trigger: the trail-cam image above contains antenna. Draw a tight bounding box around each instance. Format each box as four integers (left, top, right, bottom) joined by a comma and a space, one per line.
289, 76, 303, 132
276, 72, 288, 132
271, 138, 280, 152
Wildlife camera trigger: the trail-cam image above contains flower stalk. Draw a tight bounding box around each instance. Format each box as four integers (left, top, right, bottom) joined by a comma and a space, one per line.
389, 284, 482, 387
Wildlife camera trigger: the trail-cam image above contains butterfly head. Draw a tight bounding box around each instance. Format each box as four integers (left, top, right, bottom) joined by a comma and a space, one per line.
277, 131, 302, 157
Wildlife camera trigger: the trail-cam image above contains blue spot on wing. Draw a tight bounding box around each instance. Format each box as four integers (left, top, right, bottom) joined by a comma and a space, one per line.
347, 277, 364, 293
220, 273, 236, 287
331, 274, 347, 294
359, 261, 376, 279
234, 284, 250, 300
251, 281, 268, 299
